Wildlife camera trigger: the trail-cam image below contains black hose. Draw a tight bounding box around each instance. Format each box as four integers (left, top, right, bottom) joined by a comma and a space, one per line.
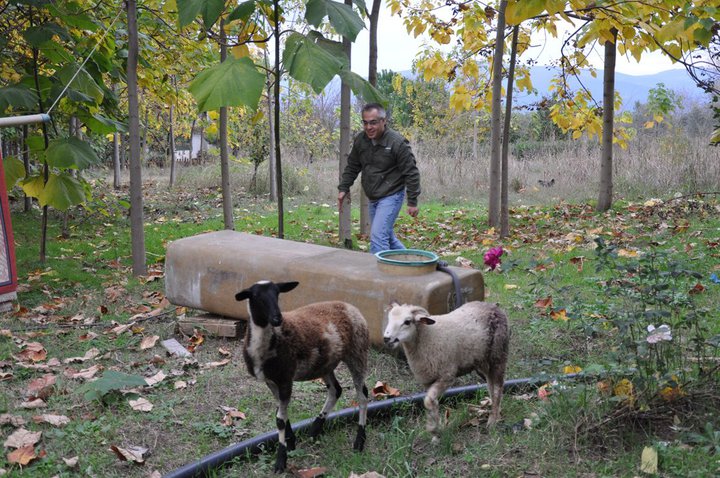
436, 260, 464, 309
162, 376, 547, 478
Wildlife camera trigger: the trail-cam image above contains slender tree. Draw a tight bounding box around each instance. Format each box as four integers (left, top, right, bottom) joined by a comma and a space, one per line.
127, 0, 146, 275
218, 18, 234, 229
597, 28, 617, 212
339, 0, 353, 249
488, 0, 507, 228
500, 25, 519, 238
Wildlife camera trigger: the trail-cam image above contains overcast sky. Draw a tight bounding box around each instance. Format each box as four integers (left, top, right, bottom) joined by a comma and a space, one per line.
350, 10, 683, 78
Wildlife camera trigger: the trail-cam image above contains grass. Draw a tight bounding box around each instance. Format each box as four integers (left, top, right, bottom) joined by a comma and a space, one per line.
1, 164, 719, 477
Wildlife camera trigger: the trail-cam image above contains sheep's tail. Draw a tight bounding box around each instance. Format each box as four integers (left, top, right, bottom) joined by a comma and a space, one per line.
485, 305, 510, 368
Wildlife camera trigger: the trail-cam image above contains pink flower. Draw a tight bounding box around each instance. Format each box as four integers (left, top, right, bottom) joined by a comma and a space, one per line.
484, 247, 504, 270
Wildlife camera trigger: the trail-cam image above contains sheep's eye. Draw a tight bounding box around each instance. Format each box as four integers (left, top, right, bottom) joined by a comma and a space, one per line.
403, 319, 411, 326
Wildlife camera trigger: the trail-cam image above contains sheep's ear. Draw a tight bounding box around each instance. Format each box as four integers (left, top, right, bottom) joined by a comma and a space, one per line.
277, 281, 299, 293
235, 290, 251, 302
387, 300, 400, 310
417, 316, 436, 326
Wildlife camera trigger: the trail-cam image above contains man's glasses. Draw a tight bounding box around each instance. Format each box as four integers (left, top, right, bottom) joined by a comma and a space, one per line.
362, 119, 384, 126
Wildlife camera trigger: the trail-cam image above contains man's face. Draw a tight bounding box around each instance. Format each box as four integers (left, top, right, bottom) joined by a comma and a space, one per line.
362, 109, 386, 140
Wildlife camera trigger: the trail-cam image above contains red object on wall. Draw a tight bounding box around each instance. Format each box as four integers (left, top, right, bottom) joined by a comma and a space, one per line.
0, 149, 18, 297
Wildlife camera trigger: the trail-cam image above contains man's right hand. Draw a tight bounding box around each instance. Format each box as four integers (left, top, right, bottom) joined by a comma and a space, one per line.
338, 191, 349, 212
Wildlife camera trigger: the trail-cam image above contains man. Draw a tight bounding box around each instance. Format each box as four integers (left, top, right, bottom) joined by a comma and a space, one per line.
338, 103, 421, 254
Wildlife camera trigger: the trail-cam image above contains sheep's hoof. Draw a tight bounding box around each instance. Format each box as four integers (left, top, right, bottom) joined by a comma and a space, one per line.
308, 417, 326, 438
274, 444, 287, 473
353, 425, 366, 451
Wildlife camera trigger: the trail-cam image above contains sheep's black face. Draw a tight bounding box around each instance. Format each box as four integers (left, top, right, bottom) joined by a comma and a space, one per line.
235, 280, 299, 328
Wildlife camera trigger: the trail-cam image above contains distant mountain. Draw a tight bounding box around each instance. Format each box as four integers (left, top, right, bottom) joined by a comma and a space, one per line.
330, 66, 710, 109
510, 66, 708, 109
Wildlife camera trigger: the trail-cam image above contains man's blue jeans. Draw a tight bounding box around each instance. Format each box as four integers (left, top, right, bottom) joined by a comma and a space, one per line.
369, 190, 405, 254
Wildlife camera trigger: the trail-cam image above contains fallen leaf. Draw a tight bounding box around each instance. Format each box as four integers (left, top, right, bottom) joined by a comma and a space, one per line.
4, 428, 42, 449
218, 347, 232, 357
64, 364, 102, 380
128, 398, 153, 412
32, 414, 70, 427
688, 283, 705, 295
187, 330, 204, 353
504, 284, 518, 290
109, 444, 149, 464
219, 406, 246, 425
550, 309, 569, 321
6, 444, 38, 466
63, 455, 79, 468
26, 374, 56, 400
140, 335, 160, 350
569, 256, 585, 272
0, 414, 26, 427
78, 332, 98, 341
296, 466, 327, 478
640, 446, 658, 474
63, 347, 100, 364
19, 399, 47, 409
371, 381, 401, 399
16, 342, 47, 362
533, 296, 553, 309
563, 365, 582, 374
174, 380, 187, 390
203, 358, 230, 369
145, 370, 166, 386
0, 372, 13, 381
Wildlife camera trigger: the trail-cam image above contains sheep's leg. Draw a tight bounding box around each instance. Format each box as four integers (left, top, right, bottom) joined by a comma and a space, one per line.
268, 380, 294, 473
486, 370, 505, 427
309, 372, 341, 438
350, 369, 369, 451
424, 380, 451, 436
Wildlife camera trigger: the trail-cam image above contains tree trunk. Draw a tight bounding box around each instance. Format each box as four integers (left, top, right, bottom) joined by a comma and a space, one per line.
360, 0, 383, 237
500, 25, 518, 238
22, 125, 31, 212
267, 90, 277, 201
113, 131, 121, 188
219, 19, 234, 229
168, 102, 176, 187
597, 28, 617, 212
338, 0, 354, 249
273, 0, 284, 238
488, 0, 507, 228
31, 30, 49, 263
127, 0, 146, 275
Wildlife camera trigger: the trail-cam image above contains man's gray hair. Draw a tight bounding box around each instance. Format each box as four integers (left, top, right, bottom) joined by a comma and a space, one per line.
362, 103, 386, 119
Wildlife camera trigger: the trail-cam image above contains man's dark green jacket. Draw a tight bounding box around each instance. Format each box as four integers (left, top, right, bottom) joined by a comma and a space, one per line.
338, 128, 421, 207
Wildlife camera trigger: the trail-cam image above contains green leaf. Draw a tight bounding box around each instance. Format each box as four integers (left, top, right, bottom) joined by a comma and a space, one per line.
338, 69, 386, 105
283, 32, 345, 94
3, 156, 26, 190
305, 0, 327, 27
38, 173, 88, 210
177, 0, 225, 29
76, 370, 148, 402
305, 0, 364, 41
325, 0, 365, 41
188, 57, 264, 112
26, 135, 46, 154
21, 175, 45, 200
0, 85, 37, 113
22, 23, 71, 47
56, 65, 104, 105
78, 112, 127, 135
711, 127, 720, 145
227, 0, 256, 23
46, 137, 100, 170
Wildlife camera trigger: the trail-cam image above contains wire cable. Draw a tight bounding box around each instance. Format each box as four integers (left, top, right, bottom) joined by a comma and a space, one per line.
45, 6, 124, 115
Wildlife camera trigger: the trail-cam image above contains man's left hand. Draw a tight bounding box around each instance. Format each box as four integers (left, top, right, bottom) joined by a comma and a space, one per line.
407, 206, 419, 218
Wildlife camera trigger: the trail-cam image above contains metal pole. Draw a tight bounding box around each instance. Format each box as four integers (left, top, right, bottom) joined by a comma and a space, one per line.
0, 114, 50, 128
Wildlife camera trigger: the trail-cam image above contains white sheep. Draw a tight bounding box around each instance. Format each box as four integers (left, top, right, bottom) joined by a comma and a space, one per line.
383, 301, 510, 434
235, 280, 369, 473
